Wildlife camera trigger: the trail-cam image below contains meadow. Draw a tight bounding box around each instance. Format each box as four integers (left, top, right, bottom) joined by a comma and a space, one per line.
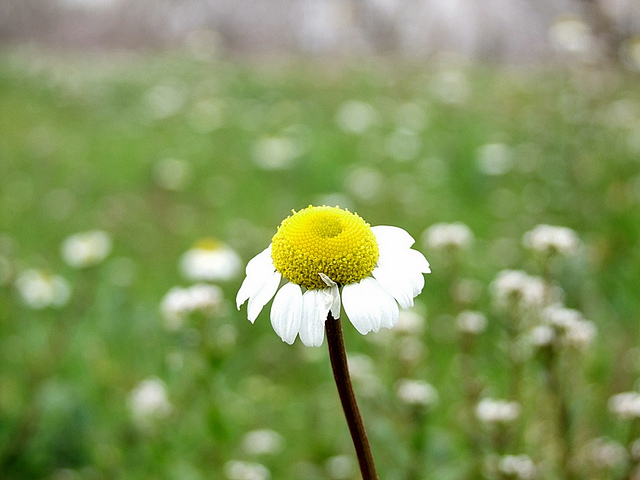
1, 45, 640, 479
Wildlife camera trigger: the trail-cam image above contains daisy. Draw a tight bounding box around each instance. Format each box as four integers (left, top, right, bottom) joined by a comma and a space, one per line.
179, 238, 241, 281
236, 205, 430, 347
61, 230, 112, 269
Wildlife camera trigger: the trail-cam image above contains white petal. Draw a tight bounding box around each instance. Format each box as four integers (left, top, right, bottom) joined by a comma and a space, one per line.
372, 247, 429, 309
404, 248, 431, 273
342, 277, 399, 334
372, 265, 415, 309
247, 271, 281, 323
270, 283, 303, 344
371, 226, 415, 251
299, 289, 329, 347
236, 246, 276, 309
377, 245, 429, 272
246, 245, 273, 275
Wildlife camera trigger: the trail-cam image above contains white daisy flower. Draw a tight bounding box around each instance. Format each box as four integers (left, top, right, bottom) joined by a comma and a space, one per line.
15, 269, 72, 309
522, 224, 580, 256
179, 239, 241, 282
236, 206, 430, 347
61, 230, 112, 268
128, 378, 172, 428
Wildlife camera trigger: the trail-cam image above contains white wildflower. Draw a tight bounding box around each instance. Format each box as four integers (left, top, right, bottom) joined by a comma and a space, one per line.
180, 239, 241, 282
224, 460, 271, 480
15, 269, 71, 309
498, 454, 535, 479
609, 392, 640, 420
242, 429, 284, 456
523, 224, 580, 256
128, 378, 172, 428
61, 230, 112, 268
530, 325, 555, 347
476, 398, 521, 424
456, 310, 487, 334
396, 379, 438, 407
491, 270, 546, 311
587, 437, 628, 469
160, 283, 223, 330
422, 222, 473, 251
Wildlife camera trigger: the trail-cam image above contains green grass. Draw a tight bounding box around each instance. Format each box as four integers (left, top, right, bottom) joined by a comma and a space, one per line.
1, 46, 640, 479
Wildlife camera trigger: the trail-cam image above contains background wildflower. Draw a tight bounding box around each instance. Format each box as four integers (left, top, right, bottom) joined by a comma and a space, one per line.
15, 269, 71, 309
61, 230, 112, 268
179, 239, 241, 282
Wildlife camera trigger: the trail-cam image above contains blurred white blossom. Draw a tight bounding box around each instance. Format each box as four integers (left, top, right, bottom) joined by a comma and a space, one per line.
394, 308, 426, 335
542, 305, 596, 349
242, 429, 284, 456
609, 392, 640, 420
153, 157, 192, 191
252, 136, 300, 170
61, 230, 112, 268
396, 379, 438, 407
180, 239, 241, 282
128, 378, 172, 428
224, 460, 271, 480
476, 143, 513, 176
491, 270, 546, 311
476, 398, 521, 424
15, 269, 71, 309
530, 324, 555, 347
523, 224, 580, 256
422, 222, 474, 251
587, 437, 628, 469
345, 166, 384, 203
335, 100, 377, 134
325, 454, 355, 479
498, 454, 535, 479
456, 310, 487, 334
160, 283, 223, 330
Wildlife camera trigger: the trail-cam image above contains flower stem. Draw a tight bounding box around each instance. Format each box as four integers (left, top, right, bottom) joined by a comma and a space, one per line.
325, 313, 379, 480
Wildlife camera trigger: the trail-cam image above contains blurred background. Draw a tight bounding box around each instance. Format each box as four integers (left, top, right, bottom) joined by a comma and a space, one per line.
0, 0, 639, 64
1, 1, 640, 479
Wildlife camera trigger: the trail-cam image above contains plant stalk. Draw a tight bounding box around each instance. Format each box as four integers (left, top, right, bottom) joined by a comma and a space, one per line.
325, 313, 379, 480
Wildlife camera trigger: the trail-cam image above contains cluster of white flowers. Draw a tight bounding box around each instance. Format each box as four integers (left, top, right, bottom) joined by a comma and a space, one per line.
422, 222, 474, 251
541, 305, 597, 349
608, 392, 640, 420
476, 398, 521, 424
491, 270, 546, 311
456, 310, 488, 334
395, 379, 439, 407
61, 230, 112, 268
224, 460, 271, 480
128, 378, 172, 428
522, 224, 580, 256
498, 454, 535, 479
242, 429, 284, 456
15, 269, 71, 309
180, 240, 241, 282
160, 283, 223, 330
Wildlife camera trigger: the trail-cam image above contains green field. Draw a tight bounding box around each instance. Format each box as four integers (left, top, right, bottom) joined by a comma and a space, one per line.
1, 46, 640, 479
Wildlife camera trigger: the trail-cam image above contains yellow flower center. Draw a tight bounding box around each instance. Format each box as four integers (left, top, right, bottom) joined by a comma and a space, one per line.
194, 238, 222, 251
271, 206, 379, 289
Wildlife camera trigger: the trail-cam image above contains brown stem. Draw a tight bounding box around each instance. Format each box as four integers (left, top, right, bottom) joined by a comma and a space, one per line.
325, 313, 379, 480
